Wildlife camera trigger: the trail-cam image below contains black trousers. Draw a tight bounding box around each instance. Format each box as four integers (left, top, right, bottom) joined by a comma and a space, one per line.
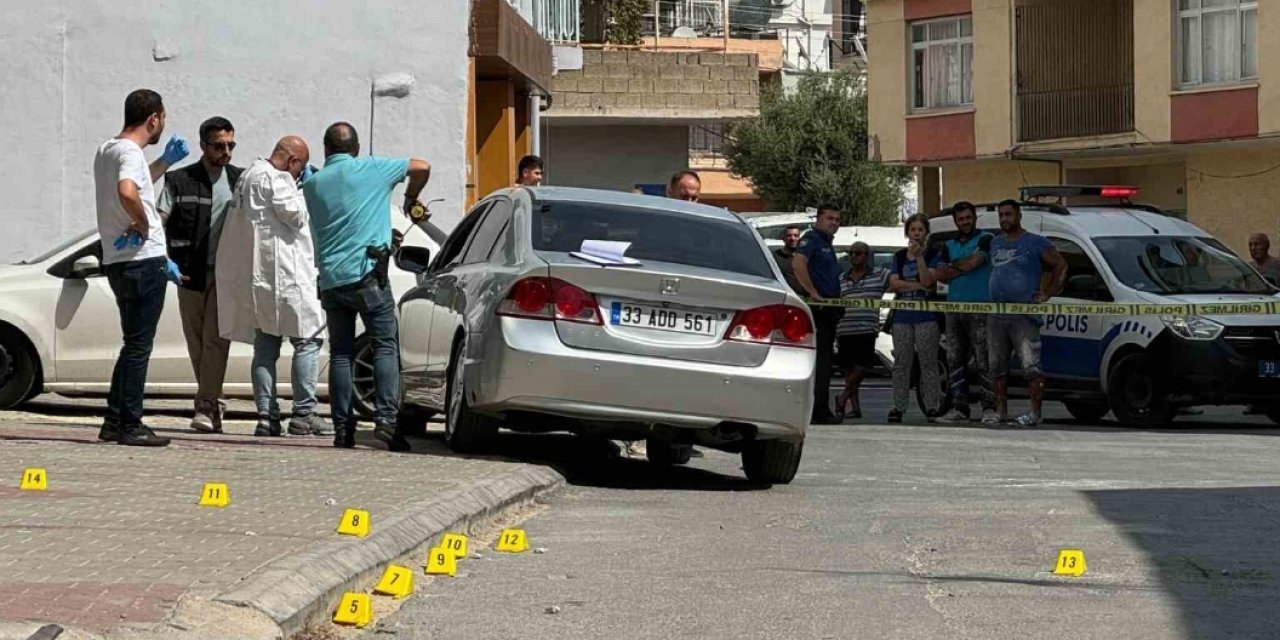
810, 306, 844, 417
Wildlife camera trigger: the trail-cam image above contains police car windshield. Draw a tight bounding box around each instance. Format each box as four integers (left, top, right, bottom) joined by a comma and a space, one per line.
1095, 236, 1273, 295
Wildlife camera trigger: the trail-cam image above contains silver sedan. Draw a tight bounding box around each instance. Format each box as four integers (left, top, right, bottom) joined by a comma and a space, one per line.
394, 187, 814, 484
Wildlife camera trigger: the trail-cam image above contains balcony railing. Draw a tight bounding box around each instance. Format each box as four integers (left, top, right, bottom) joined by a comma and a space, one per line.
1018, 85, 1134, 142
507, 0, 580, 44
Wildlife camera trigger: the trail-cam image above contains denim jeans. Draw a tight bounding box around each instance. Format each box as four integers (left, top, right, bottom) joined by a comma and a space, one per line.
320, 275, 399, 429
105, 257, 169, 427
252, 330, 322, 420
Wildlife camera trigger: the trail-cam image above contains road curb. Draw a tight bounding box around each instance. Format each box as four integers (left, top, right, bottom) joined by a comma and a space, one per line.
214, 463, 565, 638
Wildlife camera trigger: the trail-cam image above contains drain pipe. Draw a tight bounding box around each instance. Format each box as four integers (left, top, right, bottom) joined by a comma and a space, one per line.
530, 93, 542, 157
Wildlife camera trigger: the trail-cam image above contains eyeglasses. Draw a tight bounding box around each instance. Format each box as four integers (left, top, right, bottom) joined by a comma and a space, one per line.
203, 141, 236, 152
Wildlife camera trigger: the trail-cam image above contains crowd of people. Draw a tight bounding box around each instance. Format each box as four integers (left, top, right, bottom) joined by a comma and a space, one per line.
777, 200, 1068, 428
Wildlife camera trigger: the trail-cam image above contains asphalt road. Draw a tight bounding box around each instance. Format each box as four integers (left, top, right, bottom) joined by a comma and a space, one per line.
358, 388, 1280, 640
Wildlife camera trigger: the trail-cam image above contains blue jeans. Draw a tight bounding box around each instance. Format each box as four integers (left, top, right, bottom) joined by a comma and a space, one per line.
320, 275, 399, 429
252, 330, 322, 420
105, 257, 169, 427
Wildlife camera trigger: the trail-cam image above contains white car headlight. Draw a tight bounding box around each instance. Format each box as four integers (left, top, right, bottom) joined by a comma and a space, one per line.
1159, 315, 1223, 341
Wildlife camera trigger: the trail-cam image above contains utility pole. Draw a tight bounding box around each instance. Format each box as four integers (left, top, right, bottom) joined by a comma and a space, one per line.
722, 0, 729, 52
653, 0, 660, 51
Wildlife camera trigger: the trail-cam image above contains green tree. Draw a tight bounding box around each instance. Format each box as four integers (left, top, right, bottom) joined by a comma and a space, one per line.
606, 0, 646, 45
724, 71, 912, 226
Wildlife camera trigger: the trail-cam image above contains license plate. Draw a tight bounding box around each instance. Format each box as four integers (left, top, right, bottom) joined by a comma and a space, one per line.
609, 302, 717, 336
1260, 360, 1280, 378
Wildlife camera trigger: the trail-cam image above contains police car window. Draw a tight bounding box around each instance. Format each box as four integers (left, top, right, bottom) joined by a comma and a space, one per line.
1095, 236, 1272, 295
1050, 237, 1111, 302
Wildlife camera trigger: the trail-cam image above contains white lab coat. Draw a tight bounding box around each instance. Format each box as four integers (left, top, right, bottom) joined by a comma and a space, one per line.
217, 158, 325, 344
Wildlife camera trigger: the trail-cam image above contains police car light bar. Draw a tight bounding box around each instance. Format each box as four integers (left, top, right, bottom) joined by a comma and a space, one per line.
1020, 185, 1142, 200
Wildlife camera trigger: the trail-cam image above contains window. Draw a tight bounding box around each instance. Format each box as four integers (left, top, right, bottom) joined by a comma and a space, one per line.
1095, 235, 1270, 295
1177, 0, 1257, 88
910, 15, 973, 111
1051, 238, 1112, 302
433, 201, 491, 271
840, 0, 866, 52
460, 199, 512, 264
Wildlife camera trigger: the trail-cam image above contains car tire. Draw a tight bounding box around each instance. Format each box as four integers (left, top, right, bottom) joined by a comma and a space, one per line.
443, 335, 499, 452
1107, 353, 1175, 427
645, 438, 693, 466
351, 335, 376, 420
0, 328, 38, 410
741, 439, 804, 485
1064, 400, 1110, 424
1264, 407, 1280, 426
914, 350, 951, 417
398, 402, 435, 438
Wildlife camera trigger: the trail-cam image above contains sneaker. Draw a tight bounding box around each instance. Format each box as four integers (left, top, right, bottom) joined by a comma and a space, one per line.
925, 411, 940, 424
334, 426, 356, 449
887, 409, 903, 424
688, 448, 705, 458
936, 409, 971, 424
254, 418, 283, 437
118, 424, 171, 447
374, 423, 410, 452
811, 412, 842, 425
1009, 413, 1041, 427
626, 440, 647, 458
98, 421, 121, 442
289, 414, 334, 436
980, 409, 1001, 426
190, 400, 221, 433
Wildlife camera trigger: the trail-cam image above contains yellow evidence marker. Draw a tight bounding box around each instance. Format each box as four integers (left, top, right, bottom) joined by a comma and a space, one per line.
373, 564, 414, 599
425, 547, 458, 577
198, 483, 230, 507
495, 528, 529, 553
440, 532, 468, 558
337, 508, 370, 537
333, 592, 372, 628
20, 468, 47, 491
1053, 549, 1088, 577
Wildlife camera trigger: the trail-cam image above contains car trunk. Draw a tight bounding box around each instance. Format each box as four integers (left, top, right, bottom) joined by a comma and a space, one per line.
541, 254, 789, 367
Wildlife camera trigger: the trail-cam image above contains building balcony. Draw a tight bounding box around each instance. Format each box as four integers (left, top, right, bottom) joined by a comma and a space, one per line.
1018, 84, 1135, 143
507, 0, 579, 44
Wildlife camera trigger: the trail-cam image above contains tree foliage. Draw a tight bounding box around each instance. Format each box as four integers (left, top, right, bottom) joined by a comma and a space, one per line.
724, 71, 913, 226
605, 0, 646, 45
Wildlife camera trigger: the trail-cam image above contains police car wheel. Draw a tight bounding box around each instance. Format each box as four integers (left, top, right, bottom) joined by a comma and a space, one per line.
1107, 353, 1175, 427
912, 351, 952, 417
1263, 407, 1280, 426
1063, 401, 1110, 424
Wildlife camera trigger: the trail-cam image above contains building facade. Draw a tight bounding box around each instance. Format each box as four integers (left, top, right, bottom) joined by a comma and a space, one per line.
867, 0, 1277, 253
0, 0, 552, 262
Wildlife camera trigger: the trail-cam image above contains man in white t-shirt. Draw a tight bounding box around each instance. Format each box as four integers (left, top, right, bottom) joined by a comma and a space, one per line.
93, 89, 191, 447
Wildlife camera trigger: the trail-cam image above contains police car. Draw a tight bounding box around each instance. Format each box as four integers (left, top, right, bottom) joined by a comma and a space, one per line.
928, 186, 1280, 426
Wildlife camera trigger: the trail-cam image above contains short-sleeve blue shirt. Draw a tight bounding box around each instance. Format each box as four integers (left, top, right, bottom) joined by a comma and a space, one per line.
303, 154, 410, 291
989, 232, 1053, 303
891, 248, 944, 325
796, 227, 842, 298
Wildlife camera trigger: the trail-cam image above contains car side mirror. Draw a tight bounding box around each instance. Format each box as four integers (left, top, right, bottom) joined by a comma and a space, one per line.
395, 245, 432, 275
69, 256, 102, 279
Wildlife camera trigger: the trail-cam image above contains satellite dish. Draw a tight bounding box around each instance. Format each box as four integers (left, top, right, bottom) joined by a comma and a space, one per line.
672, 26, 698, 38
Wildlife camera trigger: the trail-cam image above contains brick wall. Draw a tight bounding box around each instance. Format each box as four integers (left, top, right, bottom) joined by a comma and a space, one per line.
550, 50, 760, 116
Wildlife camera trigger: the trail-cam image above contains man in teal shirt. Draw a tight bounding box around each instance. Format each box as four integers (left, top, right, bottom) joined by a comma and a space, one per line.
303, 122, 432, 450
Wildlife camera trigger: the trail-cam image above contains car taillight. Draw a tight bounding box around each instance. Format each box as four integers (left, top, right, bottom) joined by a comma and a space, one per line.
725, 305, 814, 348
498, 277, 602, 325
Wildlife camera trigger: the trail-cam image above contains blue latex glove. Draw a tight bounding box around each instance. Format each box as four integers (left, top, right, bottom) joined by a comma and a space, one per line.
113, 229, 144, 250
160, 135, 190, 166
299, 164, 315, 185
164, 259, 186, 285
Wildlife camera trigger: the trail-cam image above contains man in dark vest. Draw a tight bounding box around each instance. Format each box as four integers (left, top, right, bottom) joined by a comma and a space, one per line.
157, 116, 243, 433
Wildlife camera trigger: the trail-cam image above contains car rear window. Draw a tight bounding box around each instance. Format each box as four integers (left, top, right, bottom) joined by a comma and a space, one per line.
532, 201, 775, 278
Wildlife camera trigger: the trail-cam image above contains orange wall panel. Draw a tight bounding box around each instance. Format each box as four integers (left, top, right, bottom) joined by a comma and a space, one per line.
1171, 87, 1259, 143
906, 112, 976, 162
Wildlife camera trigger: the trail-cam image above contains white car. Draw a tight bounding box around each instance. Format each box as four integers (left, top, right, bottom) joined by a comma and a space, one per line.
0, 207, 437, 416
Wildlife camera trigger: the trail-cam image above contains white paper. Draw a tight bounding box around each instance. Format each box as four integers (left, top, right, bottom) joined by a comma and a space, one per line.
571, 239, 639, 266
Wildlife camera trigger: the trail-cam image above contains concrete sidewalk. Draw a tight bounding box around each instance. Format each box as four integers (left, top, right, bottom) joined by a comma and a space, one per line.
0, 403, 564, 640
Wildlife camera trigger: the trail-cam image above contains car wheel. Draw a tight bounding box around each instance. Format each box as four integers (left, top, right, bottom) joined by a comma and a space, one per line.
351, 335, 376, 420
645, 438, 693, 466
741, 439, 804, 484
913, 350, 951, 417
0, 328, 38, 410
1264, 407, 1280, 426
443, 335, 499, 452
1107, 353, 1175, 427
1064, 400, 1110, 423
398, 401, 435, 438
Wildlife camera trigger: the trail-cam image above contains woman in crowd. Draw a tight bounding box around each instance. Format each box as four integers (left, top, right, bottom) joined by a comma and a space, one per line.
887, 213, 944, 423
835, 242, 889, 421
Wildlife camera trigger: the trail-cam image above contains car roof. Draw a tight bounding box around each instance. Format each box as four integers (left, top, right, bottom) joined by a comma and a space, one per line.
748, 212, 815, 227
835, 225, 907, 247
517, 186, 745, 223
930, 205, 1212, 238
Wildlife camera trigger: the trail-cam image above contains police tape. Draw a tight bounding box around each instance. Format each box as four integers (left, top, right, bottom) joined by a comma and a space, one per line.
804, 297, 1280, 316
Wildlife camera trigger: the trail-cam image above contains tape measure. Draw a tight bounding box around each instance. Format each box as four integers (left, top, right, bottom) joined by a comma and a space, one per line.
806, 297, 1280, 316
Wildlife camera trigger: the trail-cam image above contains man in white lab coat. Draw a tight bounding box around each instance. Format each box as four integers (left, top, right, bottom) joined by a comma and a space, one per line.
217, 136, 332, 437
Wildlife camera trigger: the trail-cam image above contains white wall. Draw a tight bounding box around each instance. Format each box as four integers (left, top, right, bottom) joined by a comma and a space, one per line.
769, 0, 834, 74
544, 124, 690, 192
0, 0, 470, 263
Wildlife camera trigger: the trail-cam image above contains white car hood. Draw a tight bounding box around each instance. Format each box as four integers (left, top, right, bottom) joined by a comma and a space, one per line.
1130, 291, 1280, 327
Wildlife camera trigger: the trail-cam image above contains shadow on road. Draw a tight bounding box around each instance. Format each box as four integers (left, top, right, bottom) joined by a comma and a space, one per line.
1084, 486, 1280, 639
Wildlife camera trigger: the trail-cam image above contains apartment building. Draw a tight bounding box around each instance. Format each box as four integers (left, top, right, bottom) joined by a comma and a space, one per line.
866, 0, 1275, 252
